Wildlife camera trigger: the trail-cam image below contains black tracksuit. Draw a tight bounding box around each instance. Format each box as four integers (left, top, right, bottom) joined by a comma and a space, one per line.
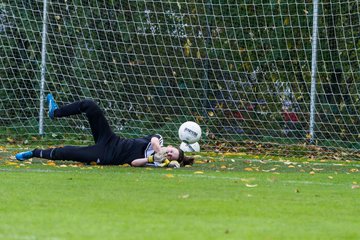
33, 100, 162, 165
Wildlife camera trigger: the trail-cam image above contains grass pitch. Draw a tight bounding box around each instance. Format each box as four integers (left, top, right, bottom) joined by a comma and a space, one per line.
0, 148, 359, 240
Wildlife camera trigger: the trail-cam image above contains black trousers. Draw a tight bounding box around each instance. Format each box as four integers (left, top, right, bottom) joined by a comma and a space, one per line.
33, 100, 115, 164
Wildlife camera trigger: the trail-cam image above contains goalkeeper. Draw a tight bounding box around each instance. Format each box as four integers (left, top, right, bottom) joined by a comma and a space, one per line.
15, 94, 194, 168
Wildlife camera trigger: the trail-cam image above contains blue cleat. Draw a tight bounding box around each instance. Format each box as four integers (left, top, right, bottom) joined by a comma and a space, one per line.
16, 151, 33, 161
47, 93, 58, 119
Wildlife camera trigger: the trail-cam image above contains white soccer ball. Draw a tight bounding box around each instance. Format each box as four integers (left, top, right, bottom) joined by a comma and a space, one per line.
180, 142, 200, 152
178, 121, 202, 144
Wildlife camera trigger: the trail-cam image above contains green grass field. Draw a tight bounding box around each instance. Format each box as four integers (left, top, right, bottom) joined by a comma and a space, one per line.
0, 147, 359, 240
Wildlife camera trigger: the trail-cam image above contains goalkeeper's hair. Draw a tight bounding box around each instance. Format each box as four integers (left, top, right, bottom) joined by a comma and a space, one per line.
177, 148, 195, 167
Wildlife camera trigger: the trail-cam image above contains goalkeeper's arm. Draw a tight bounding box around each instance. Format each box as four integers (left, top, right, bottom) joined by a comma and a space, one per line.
131, 146, 168, 167
130, 137, 164, 167
150, 137, 162, 153
130, 158, 170, 167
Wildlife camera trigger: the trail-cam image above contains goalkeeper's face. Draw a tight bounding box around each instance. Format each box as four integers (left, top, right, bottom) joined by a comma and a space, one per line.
165, 146, 180, 161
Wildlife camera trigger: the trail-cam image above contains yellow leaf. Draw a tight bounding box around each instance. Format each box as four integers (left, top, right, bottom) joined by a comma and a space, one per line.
245, 184, 258, 188
244, 167, 253, 172
220, 165, 227, 169
47, 161, 56, 166
195, 160, 207, 164
196, 50, 201, 59
240, 178, 256, 182
309, 171, 315, 175
194, 171, 204, 174
208, 111, 214, 117
284, 17, 290, 25
165, 174, 174, 178
179, 194, 190, 199
312, 168, 323, 171
239, 47, 246, 53
5, 161, 18, 166
81, 167, 93, 170
184, 39, 192, 57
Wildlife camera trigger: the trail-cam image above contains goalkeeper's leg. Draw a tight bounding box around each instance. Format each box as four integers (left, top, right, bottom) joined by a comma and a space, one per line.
50, 98, 115, 144
32, 145, 105, 164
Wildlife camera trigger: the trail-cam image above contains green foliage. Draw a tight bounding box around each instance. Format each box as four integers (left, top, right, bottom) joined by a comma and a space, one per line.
1, 1, 359, 151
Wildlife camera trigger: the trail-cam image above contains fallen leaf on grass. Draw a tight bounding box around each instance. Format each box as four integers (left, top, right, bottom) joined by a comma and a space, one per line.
0, 146, 8, 152
195, 160, 210, 164
179, 194, 190, 199
245, 184, 258, 188
312, 168, 324, 171
165, 174, 174, 178
194, 171, 204, 174
80, 167, 93, 170
349, 168, 359, 173
284, 161, 295, 165
47, 161, 56, 166
352, 185, 359, 189
309, 171, 315, 175
244, 167, 253, 172
267, 177, 277, 183
5, 161, 18, 166
240, 178, 256, 183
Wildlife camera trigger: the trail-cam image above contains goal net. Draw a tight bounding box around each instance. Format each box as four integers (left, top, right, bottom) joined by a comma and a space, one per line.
1, 1, 359, 157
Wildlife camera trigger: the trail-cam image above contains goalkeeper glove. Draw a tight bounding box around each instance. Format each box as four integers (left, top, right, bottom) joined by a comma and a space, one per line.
154, 159, 170, 167
147, 147, 168, 163
168, 160, 180, 168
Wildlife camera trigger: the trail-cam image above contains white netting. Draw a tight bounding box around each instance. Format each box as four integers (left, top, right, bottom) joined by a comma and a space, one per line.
1, 1, 359, 157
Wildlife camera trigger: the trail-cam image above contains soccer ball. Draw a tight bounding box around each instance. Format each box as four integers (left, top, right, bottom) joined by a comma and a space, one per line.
180, 142, 200, 152
178, 121, 201, 144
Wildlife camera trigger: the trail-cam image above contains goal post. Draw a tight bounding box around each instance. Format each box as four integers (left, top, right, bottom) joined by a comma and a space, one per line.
1, 1, 359, 157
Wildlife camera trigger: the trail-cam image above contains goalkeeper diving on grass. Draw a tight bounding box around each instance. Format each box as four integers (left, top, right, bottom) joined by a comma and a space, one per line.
15, 94, 194, 168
